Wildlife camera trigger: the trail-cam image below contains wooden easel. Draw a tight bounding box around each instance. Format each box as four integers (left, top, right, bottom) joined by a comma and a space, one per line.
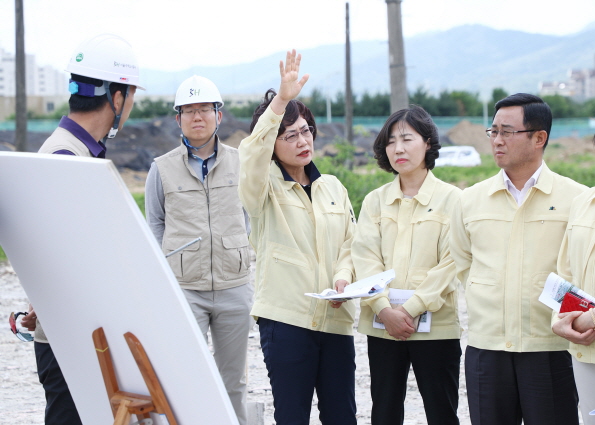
92, 327, 178, 425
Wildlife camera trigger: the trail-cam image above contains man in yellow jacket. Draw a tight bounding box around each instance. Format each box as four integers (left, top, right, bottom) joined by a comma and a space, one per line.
450, 93, 585, 425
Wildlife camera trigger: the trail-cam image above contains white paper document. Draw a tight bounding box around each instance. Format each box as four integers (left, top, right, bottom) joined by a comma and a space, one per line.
305, 269, 395, 301
372, 288, 432, 332
538, 272, 595, 312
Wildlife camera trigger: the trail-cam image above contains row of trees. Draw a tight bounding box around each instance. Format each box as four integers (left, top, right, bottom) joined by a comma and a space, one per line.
227, 87, 595, 120
8, 88, 595, 121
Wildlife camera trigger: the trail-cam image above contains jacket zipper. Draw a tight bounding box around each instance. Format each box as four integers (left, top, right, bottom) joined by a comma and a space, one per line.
204, 176, 213, 290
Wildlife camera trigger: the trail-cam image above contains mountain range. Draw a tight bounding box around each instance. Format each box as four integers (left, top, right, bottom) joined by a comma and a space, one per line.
142, 24, 595, 99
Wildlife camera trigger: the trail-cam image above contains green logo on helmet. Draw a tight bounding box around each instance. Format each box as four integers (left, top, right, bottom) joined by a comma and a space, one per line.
76, 53, 84, 62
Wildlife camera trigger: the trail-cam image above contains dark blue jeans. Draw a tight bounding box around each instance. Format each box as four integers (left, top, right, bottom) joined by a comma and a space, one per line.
258, 318, 357, 425
35, 342, 82, 425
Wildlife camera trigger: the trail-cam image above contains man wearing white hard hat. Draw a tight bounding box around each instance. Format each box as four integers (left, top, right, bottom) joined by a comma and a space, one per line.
21, 33, 143, 425
145, 75, 252, 425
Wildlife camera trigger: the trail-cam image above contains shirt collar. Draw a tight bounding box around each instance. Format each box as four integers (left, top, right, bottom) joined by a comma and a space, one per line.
489, 161, 553, 196
185, 137, 218, 161
58, 116, 106, 158
385, 170, 436, 206
502, 162, 543, 192
276, 161, 322, 184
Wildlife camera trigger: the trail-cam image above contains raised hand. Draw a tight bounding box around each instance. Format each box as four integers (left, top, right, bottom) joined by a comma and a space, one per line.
270, 49, 310, 115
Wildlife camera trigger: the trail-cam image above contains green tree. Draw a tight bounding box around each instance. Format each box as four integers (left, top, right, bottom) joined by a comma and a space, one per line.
332, 92, 346, 117
488, 88, 508, 116
409, 87, 439, 115
436, 90, 459, 116
450, 90, 482, 116
305, 88, 327, 117
581, 98, 595, 117
355, 92, 390, 116
130, 98, 175, 118
542, 95, 580, 118
227, 101, 260, 119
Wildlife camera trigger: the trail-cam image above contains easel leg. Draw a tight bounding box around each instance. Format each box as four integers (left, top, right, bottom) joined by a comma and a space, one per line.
113, 400, 132, 425
125, 332, 178, 425
92, 327, 120, 416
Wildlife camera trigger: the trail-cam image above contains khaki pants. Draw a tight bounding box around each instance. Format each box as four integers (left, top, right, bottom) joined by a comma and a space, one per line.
572, 357, 595, 425
184, 283, 254, 425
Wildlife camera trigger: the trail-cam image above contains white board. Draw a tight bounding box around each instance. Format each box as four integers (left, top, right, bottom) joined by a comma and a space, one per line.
0, 152, 238, 425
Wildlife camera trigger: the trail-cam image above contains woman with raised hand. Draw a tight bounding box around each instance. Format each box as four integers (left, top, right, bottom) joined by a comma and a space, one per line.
352, 106, 462, 425
238, 50, 357, 425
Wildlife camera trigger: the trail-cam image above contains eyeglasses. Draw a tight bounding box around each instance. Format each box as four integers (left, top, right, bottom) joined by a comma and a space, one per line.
485, 128, 539, 140
277, 126, 314, 143
9, 312, 33, 342
180, 107, 216, 117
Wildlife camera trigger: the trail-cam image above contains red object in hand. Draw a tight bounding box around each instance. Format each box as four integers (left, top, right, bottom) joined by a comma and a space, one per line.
560, 292, 595, 313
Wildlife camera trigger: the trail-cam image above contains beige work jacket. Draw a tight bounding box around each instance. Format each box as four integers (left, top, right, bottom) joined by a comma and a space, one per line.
354, 171, 462, 341
557, 187, 595, 363
238, 106, 356, 335
39, 127, 92, 156
450, 163, 586, 352
35, 127, 94, 342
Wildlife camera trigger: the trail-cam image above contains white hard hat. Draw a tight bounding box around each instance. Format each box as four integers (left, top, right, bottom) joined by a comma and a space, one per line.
174, 75, 223, 111
66, 34, 145, 90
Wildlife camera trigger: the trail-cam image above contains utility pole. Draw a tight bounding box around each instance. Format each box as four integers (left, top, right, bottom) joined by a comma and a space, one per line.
344, 2, 354, 144
386, 0, 408, 112
15, 0, 27, 152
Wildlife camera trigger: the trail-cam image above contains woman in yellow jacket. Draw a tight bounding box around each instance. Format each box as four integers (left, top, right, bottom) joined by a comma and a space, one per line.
552, 181, 595, 425
352, 105, 462, 425
238, 50, 357, 425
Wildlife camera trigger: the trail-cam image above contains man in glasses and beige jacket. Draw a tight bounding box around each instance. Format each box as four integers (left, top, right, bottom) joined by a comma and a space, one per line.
144, 75, 252, 425
450, 93, 585, 425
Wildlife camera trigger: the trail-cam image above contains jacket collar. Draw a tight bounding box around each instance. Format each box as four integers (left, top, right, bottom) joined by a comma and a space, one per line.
273, 161, 323, 191
488, 161, 552, 197
385, 170, 437, 206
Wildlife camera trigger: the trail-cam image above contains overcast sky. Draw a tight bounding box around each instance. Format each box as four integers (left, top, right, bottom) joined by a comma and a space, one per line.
1, 0, 594, 72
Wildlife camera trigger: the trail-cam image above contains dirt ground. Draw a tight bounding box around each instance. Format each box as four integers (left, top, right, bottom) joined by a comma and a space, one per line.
0, 260, 472, 425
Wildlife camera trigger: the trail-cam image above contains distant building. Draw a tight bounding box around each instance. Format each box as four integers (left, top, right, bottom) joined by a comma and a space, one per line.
0, 47, 68, 97
0, 47, 69, 120
539, 55, 595, 101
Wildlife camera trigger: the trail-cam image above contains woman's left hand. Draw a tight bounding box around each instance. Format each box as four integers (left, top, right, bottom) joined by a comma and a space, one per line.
553, 311, 595, 346
270, 49, 310, 115
330, 279, 349, 309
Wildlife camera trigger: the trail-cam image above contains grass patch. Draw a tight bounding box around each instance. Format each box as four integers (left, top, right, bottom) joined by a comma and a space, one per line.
0, 246, 6, 262
132, 192, 145, 217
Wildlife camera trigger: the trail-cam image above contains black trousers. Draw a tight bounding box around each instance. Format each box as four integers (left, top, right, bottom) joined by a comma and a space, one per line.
465, 346, 579, 425
35, 342, 82, 425
367, 336, 461, 425
258, 318, 357, 425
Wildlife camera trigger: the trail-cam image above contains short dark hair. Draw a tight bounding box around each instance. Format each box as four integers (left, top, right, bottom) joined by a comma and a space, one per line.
249, 89, 317, 140
68, 74, 129, 113
373, 105, 440, 175
494, 93, 552, 149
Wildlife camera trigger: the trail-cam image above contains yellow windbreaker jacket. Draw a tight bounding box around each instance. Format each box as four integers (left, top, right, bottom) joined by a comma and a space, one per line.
354, 171, 462, 341
557, 187, 595, 364
238, 106, 356, 335
451, 163, 586, 352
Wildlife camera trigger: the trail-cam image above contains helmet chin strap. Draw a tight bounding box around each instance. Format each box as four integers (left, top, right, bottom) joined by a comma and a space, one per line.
181, 104, 221, 157
103, 82, 130, 143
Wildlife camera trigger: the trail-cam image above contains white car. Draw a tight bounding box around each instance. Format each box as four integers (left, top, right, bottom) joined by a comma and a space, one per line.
435, 146, 481, 167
